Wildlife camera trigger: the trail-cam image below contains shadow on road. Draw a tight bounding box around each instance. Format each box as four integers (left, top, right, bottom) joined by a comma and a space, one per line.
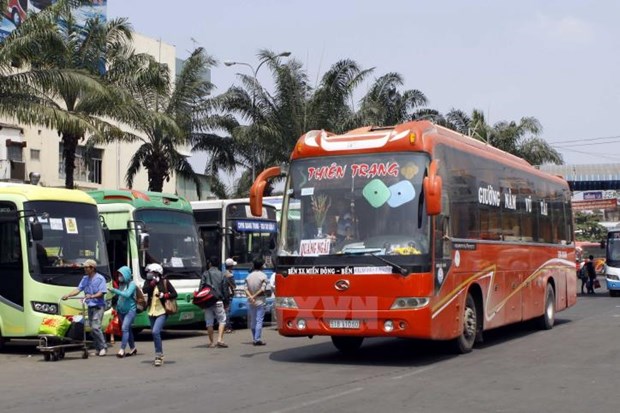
268, 317, 572, 367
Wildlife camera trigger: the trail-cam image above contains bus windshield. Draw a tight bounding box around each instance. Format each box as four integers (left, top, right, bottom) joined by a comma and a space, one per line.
135, 209, 202, 278
28, 201, 110, 286
279, 153, 430, 258
227, 217, 277, 268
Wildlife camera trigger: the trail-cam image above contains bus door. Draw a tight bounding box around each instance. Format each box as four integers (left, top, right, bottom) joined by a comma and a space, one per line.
0, 203, 24, 310
107, 230, 129, 275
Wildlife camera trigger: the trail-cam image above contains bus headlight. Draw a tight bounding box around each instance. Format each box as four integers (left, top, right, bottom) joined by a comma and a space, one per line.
234, 288, 246, 298
275, 297, 298, 308
607, 274, 619, 281
390, 297, 429, 310
31, 302, 59, 314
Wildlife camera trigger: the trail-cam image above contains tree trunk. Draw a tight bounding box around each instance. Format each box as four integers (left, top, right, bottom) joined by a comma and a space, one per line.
62, 134, 79, 189
148, 167, 165, 193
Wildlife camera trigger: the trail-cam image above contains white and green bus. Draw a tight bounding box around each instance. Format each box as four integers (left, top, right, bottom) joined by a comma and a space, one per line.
89, 189, 204, 330
0, 183, 111, 349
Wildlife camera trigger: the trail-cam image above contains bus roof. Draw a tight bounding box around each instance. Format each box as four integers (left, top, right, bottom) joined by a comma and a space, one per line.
290, 120, 568, 187
191, 198, 277, 210
0, 183, 96, 204
88, 189, 191, 212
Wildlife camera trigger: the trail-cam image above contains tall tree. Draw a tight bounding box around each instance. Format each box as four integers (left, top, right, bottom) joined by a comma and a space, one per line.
27, 2, 140, 188
356, 72, 427, 126
115, 47, 216, 194
0, 0, 111, 149
444, 109, 563, 165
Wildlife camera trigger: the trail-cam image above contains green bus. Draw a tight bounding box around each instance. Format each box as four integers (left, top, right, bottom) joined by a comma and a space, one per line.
0, 183, 111, 349
88, 189, 205, 330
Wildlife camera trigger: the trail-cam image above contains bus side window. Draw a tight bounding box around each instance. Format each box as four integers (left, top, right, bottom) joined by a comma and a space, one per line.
0, 205, 24, 307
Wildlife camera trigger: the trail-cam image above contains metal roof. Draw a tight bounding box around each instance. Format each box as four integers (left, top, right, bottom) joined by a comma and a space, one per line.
538, 164, 620, 190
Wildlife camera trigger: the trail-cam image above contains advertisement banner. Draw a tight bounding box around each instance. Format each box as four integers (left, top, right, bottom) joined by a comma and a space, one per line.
572, 199, 617, 211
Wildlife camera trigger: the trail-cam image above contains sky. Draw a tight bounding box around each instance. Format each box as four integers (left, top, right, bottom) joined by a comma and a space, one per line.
107, 0, 620, 171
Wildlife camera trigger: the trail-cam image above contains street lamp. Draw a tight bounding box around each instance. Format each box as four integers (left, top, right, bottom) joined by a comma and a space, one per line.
224, 51, 291, 182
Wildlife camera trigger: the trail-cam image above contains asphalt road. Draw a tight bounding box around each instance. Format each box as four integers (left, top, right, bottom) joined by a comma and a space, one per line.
1, 288, 619, 413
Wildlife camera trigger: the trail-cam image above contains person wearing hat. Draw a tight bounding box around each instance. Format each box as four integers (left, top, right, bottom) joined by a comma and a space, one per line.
223, 258, 237, 333
62, 259, 108, 356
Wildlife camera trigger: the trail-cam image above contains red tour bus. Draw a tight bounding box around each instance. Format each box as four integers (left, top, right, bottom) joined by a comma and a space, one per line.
250, 120, 576, 353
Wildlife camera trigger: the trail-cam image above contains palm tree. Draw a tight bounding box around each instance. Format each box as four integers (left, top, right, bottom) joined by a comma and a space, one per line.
0, 0, 113, 155
198, 49, 309, 196
357, 72, 427, 126
444, 109, 563, 165
25, 2, 141, 188
115, 47, 217, 195
306, 59, 373, 133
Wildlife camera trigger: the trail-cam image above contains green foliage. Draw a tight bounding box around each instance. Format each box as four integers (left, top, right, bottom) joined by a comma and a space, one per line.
574, 211, 607, 241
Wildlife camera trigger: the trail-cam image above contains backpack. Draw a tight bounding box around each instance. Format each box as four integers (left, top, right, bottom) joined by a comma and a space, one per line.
192, 286, 218, 308
135, 284, 147, 313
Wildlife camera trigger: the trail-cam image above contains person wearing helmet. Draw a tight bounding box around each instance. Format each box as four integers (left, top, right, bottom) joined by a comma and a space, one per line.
142, 262, 177, 366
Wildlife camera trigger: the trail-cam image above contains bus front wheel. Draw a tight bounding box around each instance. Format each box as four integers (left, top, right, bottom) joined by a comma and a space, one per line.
453, 293, 478, 354
331, 336, 364, 353
537, 283, 555, 330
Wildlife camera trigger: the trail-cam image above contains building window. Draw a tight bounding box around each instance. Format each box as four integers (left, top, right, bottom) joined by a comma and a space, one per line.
30, 149, 40, 161
58, 144, 103, 184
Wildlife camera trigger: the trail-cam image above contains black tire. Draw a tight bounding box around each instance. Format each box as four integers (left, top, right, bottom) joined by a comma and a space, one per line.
82, 350, 89, 359
453, 293, 478, 354
58, 349, 65, 359
0, 329, 5, 352
43, 352, 51, 362
610, 290, 619, 297
50, 352, 58, 361
537, 283, 556, 330
331, 336, 364, 353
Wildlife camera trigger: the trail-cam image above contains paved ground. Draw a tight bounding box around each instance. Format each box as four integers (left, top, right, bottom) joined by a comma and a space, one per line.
1, 286, 619, 413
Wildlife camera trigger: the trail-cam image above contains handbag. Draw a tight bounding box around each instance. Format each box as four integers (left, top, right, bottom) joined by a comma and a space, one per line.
135, 285, 147, 313
594, 279, 601, 289
162, 280, 178, 315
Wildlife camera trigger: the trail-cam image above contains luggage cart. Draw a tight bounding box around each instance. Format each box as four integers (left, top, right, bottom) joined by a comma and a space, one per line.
37, 297, 91, 361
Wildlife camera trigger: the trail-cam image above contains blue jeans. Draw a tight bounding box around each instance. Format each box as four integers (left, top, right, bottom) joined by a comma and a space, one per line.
118, 310, 136, 351
149, 314, 166, 356
88, 306, 106, 351
248, 303, 265, 342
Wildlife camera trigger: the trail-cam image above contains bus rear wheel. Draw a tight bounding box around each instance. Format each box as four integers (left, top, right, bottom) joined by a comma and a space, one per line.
537, 283, 555, 330
331, 336, 364, 353
453, 293, 478, 354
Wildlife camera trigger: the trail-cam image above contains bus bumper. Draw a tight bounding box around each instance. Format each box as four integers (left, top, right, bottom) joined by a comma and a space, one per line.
277, 307, 432, 338
606, 278, 620, 291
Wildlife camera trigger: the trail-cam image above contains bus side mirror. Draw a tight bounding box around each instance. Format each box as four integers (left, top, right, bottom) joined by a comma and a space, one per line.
250, 166, 283, 217
31, 221, 43, 241
423, 160, 442, 216
99, 216, 110, 243
139, 233, 150, 251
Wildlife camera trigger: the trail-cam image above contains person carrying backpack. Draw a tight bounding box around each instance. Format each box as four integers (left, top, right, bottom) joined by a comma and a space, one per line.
109, 266, 138, 358
199, 256, 229, 348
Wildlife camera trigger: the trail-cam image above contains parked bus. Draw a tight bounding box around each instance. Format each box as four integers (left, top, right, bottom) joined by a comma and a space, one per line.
191, 199, 277, 324
604, 230, 620, 296
0, 183, 111, 348
250, 120, 576, 353
88, 189, 204, 330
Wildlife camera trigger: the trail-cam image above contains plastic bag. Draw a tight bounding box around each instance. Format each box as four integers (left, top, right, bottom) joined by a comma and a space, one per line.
38, 315, 71, 337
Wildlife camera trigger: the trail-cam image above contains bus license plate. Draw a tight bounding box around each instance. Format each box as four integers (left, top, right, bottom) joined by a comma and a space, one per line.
329, 319, 360, 329
179, 312, 194, 321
